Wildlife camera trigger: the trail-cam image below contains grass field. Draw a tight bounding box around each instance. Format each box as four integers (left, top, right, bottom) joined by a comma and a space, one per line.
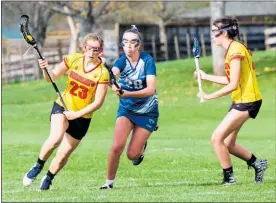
2, 50, 276, 202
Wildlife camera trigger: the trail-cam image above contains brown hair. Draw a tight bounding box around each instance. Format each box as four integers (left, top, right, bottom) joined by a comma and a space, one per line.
213, 16, 240, 40
123, 25, 143, 44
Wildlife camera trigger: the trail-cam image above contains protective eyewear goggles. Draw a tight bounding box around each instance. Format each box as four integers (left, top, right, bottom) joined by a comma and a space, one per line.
121, 38, 140, 46
84, 44, 103, 52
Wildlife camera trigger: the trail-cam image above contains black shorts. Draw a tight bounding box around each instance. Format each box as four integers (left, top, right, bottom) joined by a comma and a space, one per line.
50, 102, 91, 140
228, 100, 262, 119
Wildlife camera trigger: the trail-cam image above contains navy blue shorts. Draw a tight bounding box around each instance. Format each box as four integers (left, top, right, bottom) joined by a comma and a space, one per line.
50, 102, 91, 140
117, 109, 158, 132
228, 100, 262, 119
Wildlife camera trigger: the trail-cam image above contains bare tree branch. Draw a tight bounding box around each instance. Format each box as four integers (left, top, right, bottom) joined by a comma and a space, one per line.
56, 1, 82, 15
38, 1, 83, 19
38, 1, 111, 21
45, 10, 54, 23
87, 2, 93, 18
94, 2, 110, 18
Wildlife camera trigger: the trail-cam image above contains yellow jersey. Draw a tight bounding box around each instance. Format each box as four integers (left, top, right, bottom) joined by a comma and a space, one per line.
224, 41, 262, 103
56, 53, 109, 118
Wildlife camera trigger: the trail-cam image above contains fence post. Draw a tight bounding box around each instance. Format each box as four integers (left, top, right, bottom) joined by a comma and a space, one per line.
2, 57, 7, 84
114, 23, 120, 57
20, 40, 26, 82
174, 34, 180, 60
200, 33, 206, 57
164, 34, 169, 61
186, 33, 191, 58
57, 39, 63, 61
2, 39, 8, 84
242, 32, 247, 47
264, 27, 276, 50
151, 35, 157, 61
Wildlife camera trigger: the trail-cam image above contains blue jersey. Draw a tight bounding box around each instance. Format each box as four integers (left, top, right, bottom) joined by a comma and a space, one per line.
113, 52, 159, 117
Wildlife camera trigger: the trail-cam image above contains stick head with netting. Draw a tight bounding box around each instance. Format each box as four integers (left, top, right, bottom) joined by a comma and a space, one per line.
19, 14, 68, 109
20, 15, 36, 46
192, 38, 201, 58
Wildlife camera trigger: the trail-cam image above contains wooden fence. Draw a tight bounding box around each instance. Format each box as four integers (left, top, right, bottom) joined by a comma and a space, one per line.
264, 27, 276, 50
1, 38, 69, 84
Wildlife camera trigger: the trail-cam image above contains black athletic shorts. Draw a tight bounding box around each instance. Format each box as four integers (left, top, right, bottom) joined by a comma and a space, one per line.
50, 102, 91, 140
228, 100, 262, 119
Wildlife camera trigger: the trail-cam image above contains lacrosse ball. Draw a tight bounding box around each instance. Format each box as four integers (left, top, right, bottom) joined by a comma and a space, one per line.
26, 35, 33, 41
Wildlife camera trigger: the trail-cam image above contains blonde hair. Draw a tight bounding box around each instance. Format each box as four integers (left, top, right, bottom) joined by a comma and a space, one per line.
83, 33, 104, 47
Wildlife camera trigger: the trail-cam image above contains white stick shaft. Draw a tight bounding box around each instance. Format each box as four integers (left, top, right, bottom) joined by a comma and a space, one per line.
194, 57, 204, 103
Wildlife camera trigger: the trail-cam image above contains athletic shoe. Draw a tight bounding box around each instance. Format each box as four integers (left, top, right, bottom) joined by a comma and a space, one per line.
221, 173, 236, 185
40, 175, 52, 190
132, 141, 147, 166
100, 183, 113, 189
23, 163, 43, 186
250, 159, 268, 183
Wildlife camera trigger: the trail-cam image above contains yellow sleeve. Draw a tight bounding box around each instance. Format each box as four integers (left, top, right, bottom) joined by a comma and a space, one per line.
229, 43, 246, 61
98, 69, 110, 84
63, 53, 79, 70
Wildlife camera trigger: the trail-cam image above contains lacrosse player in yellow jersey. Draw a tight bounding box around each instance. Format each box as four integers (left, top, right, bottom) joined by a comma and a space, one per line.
23, 33, 109, 190
194, 17, 268, 185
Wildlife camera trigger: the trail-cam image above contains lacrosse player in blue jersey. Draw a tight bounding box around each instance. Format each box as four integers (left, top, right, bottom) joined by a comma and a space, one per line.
100, 25, 159, 189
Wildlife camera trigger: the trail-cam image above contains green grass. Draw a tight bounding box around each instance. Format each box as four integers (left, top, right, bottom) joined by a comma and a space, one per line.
2, 50, 276, 202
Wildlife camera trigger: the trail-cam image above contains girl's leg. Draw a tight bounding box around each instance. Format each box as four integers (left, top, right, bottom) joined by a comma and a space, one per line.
40, 133, 80, 190
127, 126, 151, 162
39, 114, 69, 161
48, 133, 80, 174
23, 113, 68, 186
224, 126, 252, 161
225, 125, 268, 183
107, 117, 134, 180
211, 109, 249, 184
211, 109, 249, 169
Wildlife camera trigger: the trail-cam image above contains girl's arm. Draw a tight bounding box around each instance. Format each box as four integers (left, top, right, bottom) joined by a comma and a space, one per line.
121, 75, 156, 98
202, 59, 241, 100
39, 59, 68, 82
204, 74, 229, 85
76, 83, 108, 117
195, 69, 229, 85
112, 67, 120, 77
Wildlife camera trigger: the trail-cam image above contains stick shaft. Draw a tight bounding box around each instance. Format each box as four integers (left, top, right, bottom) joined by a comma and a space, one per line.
194, 57, 203, 92
194, 57, 204, 103
34, 46, 68, 110
104, 63, 124, 95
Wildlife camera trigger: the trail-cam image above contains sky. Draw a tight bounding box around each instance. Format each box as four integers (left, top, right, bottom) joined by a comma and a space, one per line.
2, 27, 22, 39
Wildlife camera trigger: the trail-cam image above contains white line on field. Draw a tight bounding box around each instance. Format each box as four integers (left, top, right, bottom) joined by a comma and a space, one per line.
148, 148, 184, 152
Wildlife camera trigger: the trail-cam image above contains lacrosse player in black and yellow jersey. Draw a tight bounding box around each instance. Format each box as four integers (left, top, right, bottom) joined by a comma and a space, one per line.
23, 33, 109, 190
194, 17, 268, 185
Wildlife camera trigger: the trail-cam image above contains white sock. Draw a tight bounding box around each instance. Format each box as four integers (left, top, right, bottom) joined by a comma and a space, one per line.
106, 179, 115, 185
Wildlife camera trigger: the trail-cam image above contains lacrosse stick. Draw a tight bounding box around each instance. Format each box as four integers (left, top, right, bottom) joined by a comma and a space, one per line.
192, 38, 204, 103
104, 63, 124, 95
20, 15, 68, 110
